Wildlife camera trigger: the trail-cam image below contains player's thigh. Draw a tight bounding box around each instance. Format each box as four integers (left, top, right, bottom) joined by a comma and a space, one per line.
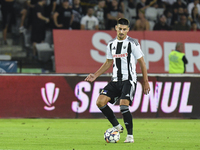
96, 95, 111, 108
120, 80, 136, 106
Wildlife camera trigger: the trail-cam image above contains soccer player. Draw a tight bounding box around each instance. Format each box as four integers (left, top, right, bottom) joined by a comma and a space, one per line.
85, 18, 150, 143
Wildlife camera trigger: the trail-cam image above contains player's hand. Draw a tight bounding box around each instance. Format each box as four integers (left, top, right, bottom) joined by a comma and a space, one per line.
85, 74, 97, 82
143, 81, 150, 95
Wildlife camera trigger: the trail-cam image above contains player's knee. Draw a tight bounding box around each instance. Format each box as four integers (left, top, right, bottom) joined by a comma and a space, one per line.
120, 99, 130, 106
96, 95, 108, 108
96, 98, 105, 108
120, 105, 130, 115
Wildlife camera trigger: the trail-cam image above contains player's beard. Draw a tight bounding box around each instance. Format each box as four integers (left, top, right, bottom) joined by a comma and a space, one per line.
118, 33, 125, 40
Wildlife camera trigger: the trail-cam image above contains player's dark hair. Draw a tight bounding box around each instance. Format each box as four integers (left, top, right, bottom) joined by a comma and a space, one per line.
117, 18, 130, 26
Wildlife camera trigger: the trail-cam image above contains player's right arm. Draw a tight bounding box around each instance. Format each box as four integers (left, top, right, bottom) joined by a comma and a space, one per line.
85, 59, 113, 82
137, 57, 150, 95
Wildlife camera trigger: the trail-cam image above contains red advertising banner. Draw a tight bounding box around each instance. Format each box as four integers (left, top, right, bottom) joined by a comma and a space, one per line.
0, 74, 199, 119
53, 30, 200, 73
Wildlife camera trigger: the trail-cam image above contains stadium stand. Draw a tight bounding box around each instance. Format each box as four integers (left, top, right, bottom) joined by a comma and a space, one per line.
0, 0, 198, 73
145, 7, 158, 22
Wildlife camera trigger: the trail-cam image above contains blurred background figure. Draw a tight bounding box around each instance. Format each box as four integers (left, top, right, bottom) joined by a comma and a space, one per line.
188, 6, 200, 29
44, 0, 57, 29
187, 0, 200, 16
31, 0, 49, 56
106, 0, 123, 30
94, 0, 106, 30
71, 0, 83, 29
128, 0, 135, 9
172, 0, 187, 15
190, 21, 200, 31
133, 9, 150, 31
80, 7, 99, 30
106, 0, 125, 13
27, 0, 39, 30
153, 14, 172, 30
44, 0, 57, 18
171, 7, 188, 26
162, 0, 176, 11
168, 42, 188, 74
53, 0, 74, 29
173, 15, 190, 31
19, 1, 29, 33
163, 9, 173, 28
136, 0, 157, 19
1, 0, 16, 45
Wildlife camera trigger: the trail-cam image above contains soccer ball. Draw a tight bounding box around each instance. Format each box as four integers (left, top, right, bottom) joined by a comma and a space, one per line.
104, 128, 120, 143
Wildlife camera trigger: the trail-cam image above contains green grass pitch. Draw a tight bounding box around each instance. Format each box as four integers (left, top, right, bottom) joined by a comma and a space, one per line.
0, 119, 199, 150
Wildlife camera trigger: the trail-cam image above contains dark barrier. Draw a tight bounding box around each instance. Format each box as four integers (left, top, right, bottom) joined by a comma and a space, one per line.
0, 74, 199, 118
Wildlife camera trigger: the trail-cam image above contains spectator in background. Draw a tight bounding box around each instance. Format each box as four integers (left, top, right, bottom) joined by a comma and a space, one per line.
27, 0, 39, 29
94, 0, 106, 30
44, 0, 57, 29
1, 0, 16, 45
132, 9, 150, 31
168, 42, 188, 74
68, 0, 73, 6
188, 6, 200, 29
164, 9, 173, 27
136, 0, 157, 19
187, 0, 200, 16
45, 0, 57, 18
171, 7, 188, 26
19, 1, 29, 33
106, 0, 125, 12
80, 7, 99, 30
80, 0, 97, 15
190, 21, 200, 31
153, 14, 172, 30
31, 0, 49, 56
173, 15, 190, 30
162, 0, 176, 10
106, 0, 124, 30
172, 0, 187, 15
118, 0, 125, 13
128, 0, 135, 9
53, 0, 74, 29
71, 0, 83, 29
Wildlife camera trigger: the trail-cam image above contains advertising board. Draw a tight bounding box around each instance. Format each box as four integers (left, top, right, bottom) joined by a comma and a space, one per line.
0, 74, 199, 118
53, 30, 200, 73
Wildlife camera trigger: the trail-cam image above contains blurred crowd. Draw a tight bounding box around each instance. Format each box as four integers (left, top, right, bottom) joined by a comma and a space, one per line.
1, 0, 200, 49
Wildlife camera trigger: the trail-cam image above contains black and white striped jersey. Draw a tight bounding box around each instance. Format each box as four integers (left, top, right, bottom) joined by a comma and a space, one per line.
106, 35, 144, 82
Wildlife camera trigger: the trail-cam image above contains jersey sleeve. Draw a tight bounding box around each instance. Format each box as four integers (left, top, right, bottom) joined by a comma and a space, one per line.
106, 43, 113, 59
132, 42, 144, 59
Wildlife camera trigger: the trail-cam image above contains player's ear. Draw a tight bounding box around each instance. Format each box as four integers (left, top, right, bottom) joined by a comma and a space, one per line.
115, 25, 118, 31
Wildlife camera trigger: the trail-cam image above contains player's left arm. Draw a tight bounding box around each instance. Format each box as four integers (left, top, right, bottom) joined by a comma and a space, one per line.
137, 57, 150, 95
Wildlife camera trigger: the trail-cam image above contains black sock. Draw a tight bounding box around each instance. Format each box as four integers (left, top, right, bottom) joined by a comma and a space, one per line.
99, 105, 119, 126
120, 105, 133, 135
